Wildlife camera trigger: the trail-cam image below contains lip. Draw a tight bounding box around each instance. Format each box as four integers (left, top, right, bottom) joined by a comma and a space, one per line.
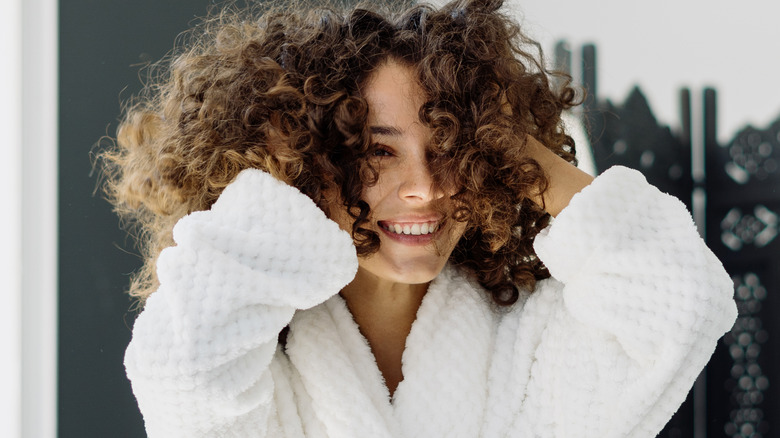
378, 224, 439, 246
375, 213, 444, 246
378, 213, 443, 224
377, 216, 444, 245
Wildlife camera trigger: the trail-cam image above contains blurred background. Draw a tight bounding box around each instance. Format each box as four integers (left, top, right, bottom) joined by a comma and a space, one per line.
3, 0, 778, 436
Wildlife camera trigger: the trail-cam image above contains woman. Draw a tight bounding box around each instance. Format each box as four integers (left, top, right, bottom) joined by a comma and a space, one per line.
101, 0, 737, 436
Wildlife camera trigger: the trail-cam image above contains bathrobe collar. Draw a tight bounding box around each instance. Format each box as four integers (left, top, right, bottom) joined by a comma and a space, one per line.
286, 264, 497, 438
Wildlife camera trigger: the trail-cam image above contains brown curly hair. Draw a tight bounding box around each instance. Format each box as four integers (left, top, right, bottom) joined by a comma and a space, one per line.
98, 0, 579, 307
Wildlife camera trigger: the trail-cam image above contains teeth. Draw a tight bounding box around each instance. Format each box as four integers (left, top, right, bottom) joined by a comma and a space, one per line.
384, 221, 439, 236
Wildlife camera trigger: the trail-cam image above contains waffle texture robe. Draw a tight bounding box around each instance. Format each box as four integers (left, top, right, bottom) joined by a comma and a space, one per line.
125, 166, 737, 438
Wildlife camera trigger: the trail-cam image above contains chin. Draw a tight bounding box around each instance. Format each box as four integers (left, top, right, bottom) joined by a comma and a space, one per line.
389, 269, 442, 286
363, 254, 449, 286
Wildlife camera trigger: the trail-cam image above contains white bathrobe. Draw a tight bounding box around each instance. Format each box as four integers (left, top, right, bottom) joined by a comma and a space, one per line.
124, 166, 737, 438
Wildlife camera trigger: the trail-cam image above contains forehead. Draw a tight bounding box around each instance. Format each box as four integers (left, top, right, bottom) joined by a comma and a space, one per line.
362, 60, 426, 127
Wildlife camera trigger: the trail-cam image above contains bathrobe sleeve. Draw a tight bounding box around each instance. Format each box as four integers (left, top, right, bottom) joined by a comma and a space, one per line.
522, 166, 737, 437
123, 169, 358, 437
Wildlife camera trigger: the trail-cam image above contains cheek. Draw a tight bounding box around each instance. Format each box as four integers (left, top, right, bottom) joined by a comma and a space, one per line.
325, 186, 383, 235
361, 178, 390, 209
452, 221, 468, 242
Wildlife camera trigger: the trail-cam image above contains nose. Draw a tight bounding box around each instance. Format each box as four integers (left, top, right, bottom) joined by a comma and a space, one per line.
397, 155, 442, 203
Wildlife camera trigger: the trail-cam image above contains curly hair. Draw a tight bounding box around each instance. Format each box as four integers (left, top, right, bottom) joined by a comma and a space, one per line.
98, 0, 579, 307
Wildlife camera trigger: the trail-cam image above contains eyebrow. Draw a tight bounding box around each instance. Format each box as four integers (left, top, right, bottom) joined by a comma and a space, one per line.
369, 125, 403, 137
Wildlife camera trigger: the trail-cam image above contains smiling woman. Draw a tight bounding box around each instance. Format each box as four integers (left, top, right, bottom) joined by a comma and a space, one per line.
344, 60, 467, 284
97, 0, 737, 437
101, 0, 578, 309
336, 59, 470, 395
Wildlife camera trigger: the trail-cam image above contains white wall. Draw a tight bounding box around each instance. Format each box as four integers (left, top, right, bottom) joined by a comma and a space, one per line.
0, 0, 23, 434
1, 0, 59, 437
21, 0, 59, 433
512, 0, 780, 142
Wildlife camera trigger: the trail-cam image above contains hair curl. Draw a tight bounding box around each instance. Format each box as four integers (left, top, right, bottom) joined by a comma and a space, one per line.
98, 0, 579, 307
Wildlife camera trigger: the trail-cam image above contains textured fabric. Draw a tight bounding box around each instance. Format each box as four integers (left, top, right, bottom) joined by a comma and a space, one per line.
125, 166, 737, 438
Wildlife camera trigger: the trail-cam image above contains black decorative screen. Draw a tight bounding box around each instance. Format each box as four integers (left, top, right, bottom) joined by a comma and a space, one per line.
564, 43, 780, 438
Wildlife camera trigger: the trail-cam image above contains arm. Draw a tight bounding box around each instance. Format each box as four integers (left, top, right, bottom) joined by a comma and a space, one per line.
518, 164, 736, 437
124, 169, 358, 437
524, 135, 594, 217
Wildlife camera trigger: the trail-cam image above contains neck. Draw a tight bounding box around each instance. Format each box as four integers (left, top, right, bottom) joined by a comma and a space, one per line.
339, 268, 428, 325
339, 268, 429, 397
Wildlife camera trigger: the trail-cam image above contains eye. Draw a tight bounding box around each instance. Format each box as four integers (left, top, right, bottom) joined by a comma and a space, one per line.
372, 145, 394, 157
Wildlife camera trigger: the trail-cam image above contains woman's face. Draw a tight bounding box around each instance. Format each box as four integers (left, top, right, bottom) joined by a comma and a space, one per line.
337, 59, 467, 287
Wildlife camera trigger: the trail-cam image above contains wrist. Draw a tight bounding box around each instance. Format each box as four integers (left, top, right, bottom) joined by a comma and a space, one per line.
525, 136, 594, 217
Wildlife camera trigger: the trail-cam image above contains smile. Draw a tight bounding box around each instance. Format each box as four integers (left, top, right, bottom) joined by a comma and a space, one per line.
379, 221, 440, 236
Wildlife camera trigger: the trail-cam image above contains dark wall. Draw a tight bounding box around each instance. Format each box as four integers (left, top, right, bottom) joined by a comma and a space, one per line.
59, 1, 385, 435
59, 1, 211, 436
